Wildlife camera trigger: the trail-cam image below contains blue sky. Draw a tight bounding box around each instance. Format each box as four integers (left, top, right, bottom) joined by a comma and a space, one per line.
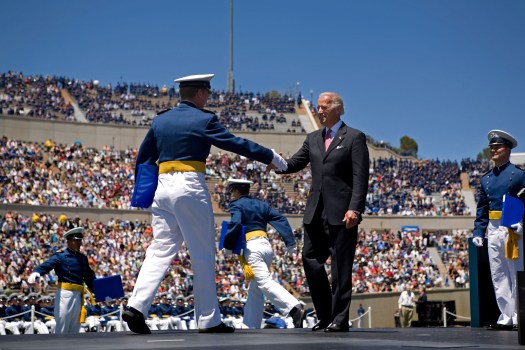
1, 0, 524, 161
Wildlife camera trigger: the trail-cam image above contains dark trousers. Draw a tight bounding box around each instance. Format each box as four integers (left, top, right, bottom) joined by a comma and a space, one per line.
302, 203, 358, 327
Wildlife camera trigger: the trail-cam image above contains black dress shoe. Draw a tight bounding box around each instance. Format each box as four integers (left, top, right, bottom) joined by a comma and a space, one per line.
198, 322, 235, 333
122, 307, 151, 334
325, 323, 349, 332
312, 320, 330, 332
487, 323, 513, 331
289, 305, 306, 328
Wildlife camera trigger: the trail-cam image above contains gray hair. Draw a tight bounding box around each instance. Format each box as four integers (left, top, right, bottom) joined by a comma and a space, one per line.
319, 92, 344, 115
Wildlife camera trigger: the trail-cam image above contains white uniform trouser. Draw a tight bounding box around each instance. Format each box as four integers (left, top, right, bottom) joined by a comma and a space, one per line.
45, 319, 56, 333
488, 220, 524, 325
128, 172, 221, 329
105, 318, 122, 332
86, 316, 101, 331
242, 237, 300, 329
25, 320, 49, 334
3, 321, 21, 334
55, 288, 81, 334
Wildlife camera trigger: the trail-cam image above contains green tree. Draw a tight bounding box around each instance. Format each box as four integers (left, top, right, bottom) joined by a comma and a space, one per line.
477, 147, 490, 160
400, 136, 418, 157
266, 90, 281, 99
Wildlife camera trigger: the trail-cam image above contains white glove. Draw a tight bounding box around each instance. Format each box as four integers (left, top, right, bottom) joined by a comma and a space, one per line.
222, 249, 233, 258
271, 150, 288, 172
285, 244, 297, 256
28, 272, 40, 284
511, 222, 523, 235
472, 237, 484, 247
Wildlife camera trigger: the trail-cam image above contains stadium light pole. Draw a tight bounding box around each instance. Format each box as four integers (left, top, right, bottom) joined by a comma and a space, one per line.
227, 0, 235, 93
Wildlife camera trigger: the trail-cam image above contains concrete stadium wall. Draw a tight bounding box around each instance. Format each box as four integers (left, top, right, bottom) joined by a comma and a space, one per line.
1, 115, 410, 161
346, 288, 471, 328
0, 203, 475, 233
0, 115, 306, 157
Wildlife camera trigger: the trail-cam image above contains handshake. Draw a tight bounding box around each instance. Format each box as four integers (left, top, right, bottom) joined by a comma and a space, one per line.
269, 150, 288, 172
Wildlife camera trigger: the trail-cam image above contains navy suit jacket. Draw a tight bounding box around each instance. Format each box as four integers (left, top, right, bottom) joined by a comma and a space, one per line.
282, 123, 369, 225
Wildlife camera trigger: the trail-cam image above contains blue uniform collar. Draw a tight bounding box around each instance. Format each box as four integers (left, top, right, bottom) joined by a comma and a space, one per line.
493, 161, 511, 175
180, 100, 197, 108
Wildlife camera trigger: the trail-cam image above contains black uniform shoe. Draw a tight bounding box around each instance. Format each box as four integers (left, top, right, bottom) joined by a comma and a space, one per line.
122, 307, 151, 334
198, 322, 235, 333
324, 323, 350, 333
312, 320, 330, 332
487, 324, 513, 331
290, 305, 306, 328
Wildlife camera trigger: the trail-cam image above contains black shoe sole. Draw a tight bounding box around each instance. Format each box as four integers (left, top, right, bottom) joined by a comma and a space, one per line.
198, 323, 235, 333
122, 311, 151, 334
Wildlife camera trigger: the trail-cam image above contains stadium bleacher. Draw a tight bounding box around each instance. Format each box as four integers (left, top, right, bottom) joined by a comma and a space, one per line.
0, 70, 478, 333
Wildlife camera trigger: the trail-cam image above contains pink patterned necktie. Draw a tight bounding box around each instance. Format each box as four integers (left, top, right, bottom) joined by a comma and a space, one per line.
325, 129, 332, 151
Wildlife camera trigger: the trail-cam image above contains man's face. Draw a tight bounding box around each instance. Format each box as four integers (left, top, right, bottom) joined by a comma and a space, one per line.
490, 144, 511, 165
67, 238, 82, 252
317, 94, 340, 127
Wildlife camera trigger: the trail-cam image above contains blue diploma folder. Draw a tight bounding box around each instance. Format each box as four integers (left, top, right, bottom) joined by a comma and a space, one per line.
501, 194, 525, 227
93, 275, 125, 302
131, 163, 158, 208
219, 220, 245, 255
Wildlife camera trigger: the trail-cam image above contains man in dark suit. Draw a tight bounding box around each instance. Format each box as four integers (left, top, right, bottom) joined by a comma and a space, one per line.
274, 92, 369, 332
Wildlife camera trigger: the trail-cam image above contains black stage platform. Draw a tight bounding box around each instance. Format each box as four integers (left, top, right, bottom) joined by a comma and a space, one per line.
1, 327, 524, 350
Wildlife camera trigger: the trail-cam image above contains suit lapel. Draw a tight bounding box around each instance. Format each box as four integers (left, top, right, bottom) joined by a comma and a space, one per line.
317, 129, 326, 154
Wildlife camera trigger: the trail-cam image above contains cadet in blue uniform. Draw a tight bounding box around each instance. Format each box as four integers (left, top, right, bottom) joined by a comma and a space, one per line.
124, 73, 288, 335
28, 227, 96, 334
223, 179, 305, 329
472, 130, 525, 330
4, 294, 24, 334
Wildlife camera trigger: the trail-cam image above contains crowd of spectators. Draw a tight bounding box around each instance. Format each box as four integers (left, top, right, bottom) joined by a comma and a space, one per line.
0, 136, 476, 218
0, 71, 74, 120
367, 158, 470, 216
0, 211, 305, 302
0, 71, 303, 133
0, 210, 470, 305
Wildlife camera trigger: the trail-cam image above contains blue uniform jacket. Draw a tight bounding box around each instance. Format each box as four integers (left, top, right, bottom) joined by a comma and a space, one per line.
157, 303, 174, 316
473, 162, 525, 237
5, 304, 31, 321
174, 304, 189, 316
148, 304, 160, 318
224, 195, 295, 250
135, 101, 273, 173
34, 248, 96, 292
86, 304, 102, 316
40, 305, 54, 318
101, 304, 119, 320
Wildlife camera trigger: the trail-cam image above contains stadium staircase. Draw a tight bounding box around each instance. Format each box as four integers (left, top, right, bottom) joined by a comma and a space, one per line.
461, 190, 477, 215
429, 192, 443, 208
60, 89, 87, 123
426, 247, 452, 288
460, 172, 477, 214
